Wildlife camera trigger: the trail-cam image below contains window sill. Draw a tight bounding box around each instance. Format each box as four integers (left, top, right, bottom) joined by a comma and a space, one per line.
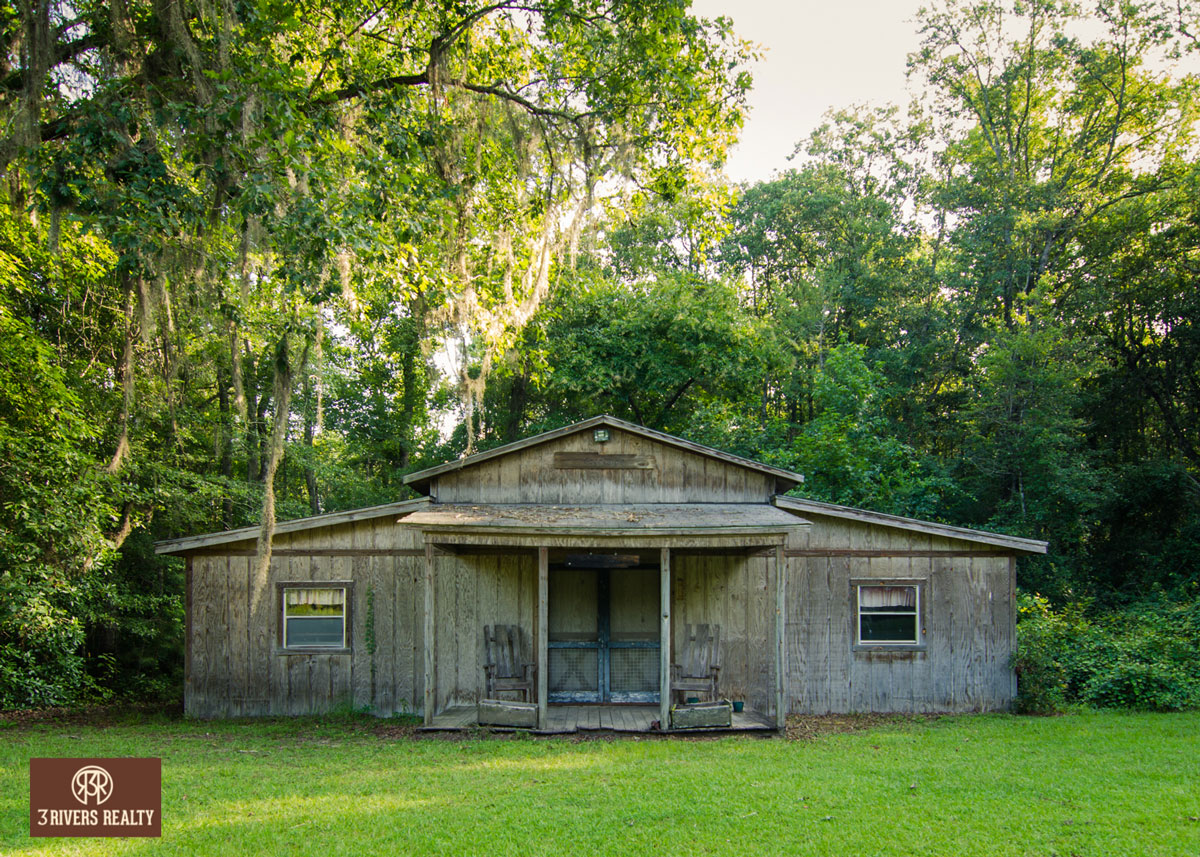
274, 647, 352, 656
853, 644, 926, 655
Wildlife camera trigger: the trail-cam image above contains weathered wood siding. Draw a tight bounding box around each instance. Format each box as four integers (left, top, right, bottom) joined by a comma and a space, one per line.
671, 553, 777, 719
430, 552, 537, 712
185, 518, 424, 718
431, 427, 776, 504
786, 514, 1017, 713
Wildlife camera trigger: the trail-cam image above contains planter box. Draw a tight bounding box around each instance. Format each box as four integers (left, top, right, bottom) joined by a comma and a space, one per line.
477, 699, 538, 728
670, 701, 732, 729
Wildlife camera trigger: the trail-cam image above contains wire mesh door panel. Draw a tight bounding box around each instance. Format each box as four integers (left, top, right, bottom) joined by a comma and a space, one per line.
548, 569, 600, 701
608, 568, 660, 702
547, 566, 660, 703
548, 648, 599, 698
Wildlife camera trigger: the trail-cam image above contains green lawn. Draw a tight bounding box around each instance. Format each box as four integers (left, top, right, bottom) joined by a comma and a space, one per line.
2, 711, 1197, 856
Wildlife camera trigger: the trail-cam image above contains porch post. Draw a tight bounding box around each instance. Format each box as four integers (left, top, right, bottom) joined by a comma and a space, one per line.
659, 546, 671, 732
775, 543, 787, 730
423, 541, 435, 726
537, 546, 548, 730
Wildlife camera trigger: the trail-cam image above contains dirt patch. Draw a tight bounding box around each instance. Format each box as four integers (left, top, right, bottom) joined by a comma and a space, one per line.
372, 719, 425, 740
785, 713, 944, 740
0, 702, 183, 729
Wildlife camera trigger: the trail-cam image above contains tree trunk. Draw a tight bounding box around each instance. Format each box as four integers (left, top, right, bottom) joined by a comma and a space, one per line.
217, 363, 234, 526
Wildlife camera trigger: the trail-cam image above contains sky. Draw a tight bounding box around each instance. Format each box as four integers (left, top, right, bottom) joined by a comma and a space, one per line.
688, 0, 930, 183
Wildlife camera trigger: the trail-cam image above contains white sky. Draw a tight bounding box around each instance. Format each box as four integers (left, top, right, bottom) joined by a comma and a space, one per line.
689, 0, 930, 183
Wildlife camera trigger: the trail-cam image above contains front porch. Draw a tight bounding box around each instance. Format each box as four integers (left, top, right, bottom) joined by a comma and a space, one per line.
403, 502, 804, 732
423, 704, 777, 735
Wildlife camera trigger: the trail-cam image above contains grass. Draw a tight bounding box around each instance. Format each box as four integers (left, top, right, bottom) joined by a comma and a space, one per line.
1, 710, 1198, 856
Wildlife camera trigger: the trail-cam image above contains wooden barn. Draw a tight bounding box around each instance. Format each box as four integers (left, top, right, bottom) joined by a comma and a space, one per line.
156, 415, 1047, 732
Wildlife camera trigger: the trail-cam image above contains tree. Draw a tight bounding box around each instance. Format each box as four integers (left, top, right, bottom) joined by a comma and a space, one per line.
0, 0, 752, 704
481, 270, 780, 441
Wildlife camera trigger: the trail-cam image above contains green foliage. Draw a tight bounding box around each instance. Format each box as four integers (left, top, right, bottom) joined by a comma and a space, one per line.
1014, 593, 1200, 713
1, 0, 1198, 710
781, 344, 951, 517
0, 0, 752, 708
0, 210, 116, 707
487, 271, 779, 435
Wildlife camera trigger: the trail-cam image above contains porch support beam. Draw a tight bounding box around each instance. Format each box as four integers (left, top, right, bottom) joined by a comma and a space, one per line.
659, 546, 671, 732
775, 544, 786, 729
537, 546, 549, 730
423, 541, 435, 726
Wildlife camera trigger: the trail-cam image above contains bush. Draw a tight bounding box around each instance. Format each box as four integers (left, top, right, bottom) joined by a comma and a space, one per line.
1014, 593, 1200, 713
1084, 660, 1195, 711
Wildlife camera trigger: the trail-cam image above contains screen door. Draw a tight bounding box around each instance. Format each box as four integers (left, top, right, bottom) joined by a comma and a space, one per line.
548, 566, 660, 702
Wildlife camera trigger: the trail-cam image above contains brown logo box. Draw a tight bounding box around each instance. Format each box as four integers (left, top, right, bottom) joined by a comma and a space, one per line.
30, 758, 161, 838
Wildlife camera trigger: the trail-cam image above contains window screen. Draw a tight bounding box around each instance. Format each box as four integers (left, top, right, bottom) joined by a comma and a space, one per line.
857, 585, 919, 644
283, 587, 346, 648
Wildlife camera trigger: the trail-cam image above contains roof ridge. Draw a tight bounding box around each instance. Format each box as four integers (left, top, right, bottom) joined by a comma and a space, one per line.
403, 415, 804, 492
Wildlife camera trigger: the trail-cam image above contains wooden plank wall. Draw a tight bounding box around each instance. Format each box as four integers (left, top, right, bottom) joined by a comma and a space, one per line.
186, 506, 1017, 718
671, 554, 775, 719
431, 552, 537, 712
785, 515, 1016, 714
432, 428, 775, 505
184, 517, 425, 718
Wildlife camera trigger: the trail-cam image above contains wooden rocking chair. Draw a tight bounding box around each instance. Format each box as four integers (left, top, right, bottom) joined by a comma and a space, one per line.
483, 624, 535, 702
670, 623, 721, 703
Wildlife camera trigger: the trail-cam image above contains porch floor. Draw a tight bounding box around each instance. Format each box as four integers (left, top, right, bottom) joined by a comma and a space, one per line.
422, 704, 777, 735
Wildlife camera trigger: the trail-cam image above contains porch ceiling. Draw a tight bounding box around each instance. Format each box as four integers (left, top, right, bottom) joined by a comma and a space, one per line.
405, 503, 805, 532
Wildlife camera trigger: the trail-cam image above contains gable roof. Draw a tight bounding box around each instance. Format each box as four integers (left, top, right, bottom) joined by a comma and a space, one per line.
773, 495, 1049, 554
403, 415, 806, 495
154, 498, 428, 555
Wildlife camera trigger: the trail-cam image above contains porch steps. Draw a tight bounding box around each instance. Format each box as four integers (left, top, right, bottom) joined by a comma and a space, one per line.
421, 704, 777, 735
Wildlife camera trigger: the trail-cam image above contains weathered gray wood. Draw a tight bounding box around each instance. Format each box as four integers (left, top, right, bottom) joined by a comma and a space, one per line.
785, 548, 1016, 558
178, 417, 1022, 721
428, 430, 787, 506
671, 701, 732, 729
775, 544, 786, 727
227, 554, 248, 716
423, 542, 435, 724
214, 557, 231, 717
671, 623, 720, 701
553, 452, 655, 470
747, 554, 771, 714
537, 547, 548, 730
422, 532, 787, 550
188, 548, 426, 557
404, 415, 803, 496
156, 498, 428, 554
484, 624, 534, 701
660, 547, 671, 732
478, 699, 537, 728
183, 557, 194, 713
775, 496, 1047, 554
190, 558, 210, 717
1008, 556, 1018, 703
405, 503, 801, 533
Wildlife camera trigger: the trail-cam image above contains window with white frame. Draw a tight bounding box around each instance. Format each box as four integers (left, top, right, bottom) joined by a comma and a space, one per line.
282, 586, 347, 649
856, 584, 919, 645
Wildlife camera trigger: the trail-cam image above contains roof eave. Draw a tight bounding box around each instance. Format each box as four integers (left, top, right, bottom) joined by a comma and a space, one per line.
154, 498, 429, 555
773, 495, 1049, 554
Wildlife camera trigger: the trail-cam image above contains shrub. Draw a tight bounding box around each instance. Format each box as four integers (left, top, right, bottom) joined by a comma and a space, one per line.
1084, 660, 1195, 711
1014, 593, 1200, 713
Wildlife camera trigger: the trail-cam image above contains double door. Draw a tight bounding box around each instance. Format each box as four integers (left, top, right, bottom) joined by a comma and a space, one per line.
547, 567, 660, 703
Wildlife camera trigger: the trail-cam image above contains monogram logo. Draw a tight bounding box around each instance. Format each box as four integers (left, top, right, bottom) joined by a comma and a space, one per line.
70, 766, 113, 806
